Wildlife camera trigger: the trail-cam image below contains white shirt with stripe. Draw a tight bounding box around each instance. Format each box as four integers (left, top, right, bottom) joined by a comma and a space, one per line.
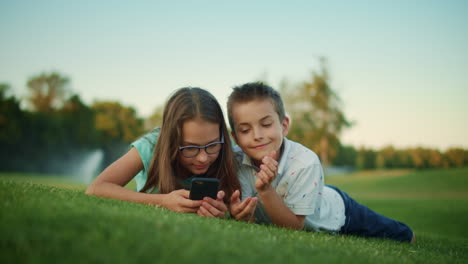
235, 137, 346, 232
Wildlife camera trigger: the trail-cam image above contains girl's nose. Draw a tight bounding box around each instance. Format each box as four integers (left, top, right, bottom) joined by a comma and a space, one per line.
195, 148, 209, 162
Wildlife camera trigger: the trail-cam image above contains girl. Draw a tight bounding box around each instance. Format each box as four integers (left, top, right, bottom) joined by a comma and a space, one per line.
86, 87, 240, 218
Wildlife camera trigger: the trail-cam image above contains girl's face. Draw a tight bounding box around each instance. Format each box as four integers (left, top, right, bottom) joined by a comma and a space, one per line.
179, 118, 221, 176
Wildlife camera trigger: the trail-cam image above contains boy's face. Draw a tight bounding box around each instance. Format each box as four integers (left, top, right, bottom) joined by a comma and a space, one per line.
231, 99, 289, 165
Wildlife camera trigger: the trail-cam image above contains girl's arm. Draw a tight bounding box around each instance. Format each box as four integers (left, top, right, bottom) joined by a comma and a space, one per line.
86, 148, 202, 213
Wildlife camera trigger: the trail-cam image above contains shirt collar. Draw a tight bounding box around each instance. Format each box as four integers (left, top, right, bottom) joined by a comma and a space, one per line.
277, 137, 290, 177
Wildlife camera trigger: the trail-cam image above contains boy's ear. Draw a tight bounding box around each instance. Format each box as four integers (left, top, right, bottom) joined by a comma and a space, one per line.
282, 116, 290, 137
230, 130, 239, 145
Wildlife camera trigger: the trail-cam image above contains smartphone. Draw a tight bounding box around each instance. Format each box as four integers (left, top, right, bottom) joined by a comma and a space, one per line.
189, 177, 220, 200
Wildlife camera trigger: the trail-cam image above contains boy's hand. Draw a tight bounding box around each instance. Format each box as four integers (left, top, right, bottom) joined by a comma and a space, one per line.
255, 151, 278, 192
197, 190, 228, 219
230, 190, 257, 222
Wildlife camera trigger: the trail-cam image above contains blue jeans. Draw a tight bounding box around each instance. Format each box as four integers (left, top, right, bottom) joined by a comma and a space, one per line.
327, 185, 413, 242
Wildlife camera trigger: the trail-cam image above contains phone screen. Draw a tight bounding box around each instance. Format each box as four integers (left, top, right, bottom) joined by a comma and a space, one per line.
189, 177, 219, 200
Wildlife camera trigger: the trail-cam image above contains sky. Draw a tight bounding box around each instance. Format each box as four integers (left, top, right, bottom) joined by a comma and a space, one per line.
1, 0, 467, 151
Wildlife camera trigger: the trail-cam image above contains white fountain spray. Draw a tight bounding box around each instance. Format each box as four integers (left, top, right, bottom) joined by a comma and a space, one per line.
75, 149, 104, 184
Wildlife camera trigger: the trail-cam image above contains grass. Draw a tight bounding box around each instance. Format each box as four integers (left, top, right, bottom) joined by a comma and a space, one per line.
1, 168, 468, 263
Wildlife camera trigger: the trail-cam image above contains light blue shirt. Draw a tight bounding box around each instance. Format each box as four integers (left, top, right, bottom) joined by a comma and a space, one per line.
235, 137, 346, 232
131, 127, 193, 193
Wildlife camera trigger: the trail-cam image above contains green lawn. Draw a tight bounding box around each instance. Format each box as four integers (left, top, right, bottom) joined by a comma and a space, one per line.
1, 168, 467, 263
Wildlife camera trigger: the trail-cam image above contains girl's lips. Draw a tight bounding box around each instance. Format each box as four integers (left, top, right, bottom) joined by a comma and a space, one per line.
193, 165, 208, 170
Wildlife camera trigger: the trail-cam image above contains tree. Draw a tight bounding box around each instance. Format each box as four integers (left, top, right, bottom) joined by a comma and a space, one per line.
145, 105, 164, 131
356, 147, 377, 170
27, 72, 70, 112
0, 84, 24, 167
332, 143, 357, 167
92, 101, 144, 168
92, 101, 144, 143
61, 94, 99, 147
282, 58, 351, 166
444, 148, 465, 168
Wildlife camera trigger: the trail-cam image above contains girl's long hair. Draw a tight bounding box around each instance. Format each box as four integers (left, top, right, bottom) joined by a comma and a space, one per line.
141, 87, 240, 203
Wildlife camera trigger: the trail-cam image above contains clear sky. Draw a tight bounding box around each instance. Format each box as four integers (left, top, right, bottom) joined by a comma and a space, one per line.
1, 0, 467, 150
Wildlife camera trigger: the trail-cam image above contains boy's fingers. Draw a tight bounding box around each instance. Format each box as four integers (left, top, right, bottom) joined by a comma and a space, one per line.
245, 197, 258, 219
262, 154, 278, 166
269, 151, 276, 159
230, 190, 240, 204
235, 198, 257, 220
234, 206, 249, 220
260, 164, 275, 179
263, 160, 278, 174
257, 171, 270, 184
232, 197, 251, 214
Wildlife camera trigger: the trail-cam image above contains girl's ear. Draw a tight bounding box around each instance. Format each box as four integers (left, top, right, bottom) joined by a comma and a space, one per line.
282, 116, 290, 137
230, 130, 239, 145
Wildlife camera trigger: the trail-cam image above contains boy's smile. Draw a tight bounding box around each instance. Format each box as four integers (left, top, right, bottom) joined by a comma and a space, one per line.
252, 143, 270, 149
231, 99, 290, 167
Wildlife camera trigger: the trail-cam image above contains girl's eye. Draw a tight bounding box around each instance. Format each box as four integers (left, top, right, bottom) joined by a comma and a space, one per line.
240, 129, 250, 134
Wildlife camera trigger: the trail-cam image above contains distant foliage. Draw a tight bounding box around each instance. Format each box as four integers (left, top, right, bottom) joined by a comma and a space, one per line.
281, 58, 352, 166
0, 74, 145, 174
92, 101, 143, 143
1, 70, 466, 173
26, 72, 70, 112
336, 145, 467, 170
146, 105, 164, 131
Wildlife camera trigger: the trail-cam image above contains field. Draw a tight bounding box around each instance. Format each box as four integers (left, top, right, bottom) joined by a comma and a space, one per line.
1, 168, 468, 263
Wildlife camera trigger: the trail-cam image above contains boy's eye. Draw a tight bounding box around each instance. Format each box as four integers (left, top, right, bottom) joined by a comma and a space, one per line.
262, 123, 272, 127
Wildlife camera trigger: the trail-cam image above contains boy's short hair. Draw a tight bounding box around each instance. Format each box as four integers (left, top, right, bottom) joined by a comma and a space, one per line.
227, 82, 285, 133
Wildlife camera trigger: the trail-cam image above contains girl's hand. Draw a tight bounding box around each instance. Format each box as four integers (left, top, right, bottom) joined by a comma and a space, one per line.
197, 191, 228, 218
161, 189, 202, 213
255, 151, 278, 192
230, 190, 258, 222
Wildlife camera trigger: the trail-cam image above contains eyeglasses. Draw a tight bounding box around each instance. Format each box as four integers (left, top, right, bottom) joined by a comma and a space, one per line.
178, 137, 224, 158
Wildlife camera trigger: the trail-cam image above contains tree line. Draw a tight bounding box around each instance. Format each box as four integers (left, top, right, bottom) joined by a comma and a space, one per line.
277, 58, 467, 170
1, 69, 466, 175
0, 73, 144, 174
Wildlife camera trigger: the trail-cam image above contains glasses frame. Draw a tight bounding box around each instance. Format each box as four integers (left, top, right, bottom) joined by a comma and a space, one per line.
178, 135, 225, 158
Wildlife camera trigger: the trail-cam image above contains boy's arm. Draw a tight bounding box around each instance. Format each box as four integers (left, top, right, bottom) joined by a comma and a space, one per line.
255, 153, 305, 229
258, 186, 305, 229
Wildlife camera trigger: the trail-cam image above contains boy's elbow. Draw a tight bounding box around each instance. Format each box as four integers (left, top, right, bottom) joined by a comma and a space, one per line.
294, 215, 306, 230
297, 223, 305, 230
85, 183, 96, 195
290, 222, 305, 230
277, 218, 305, 230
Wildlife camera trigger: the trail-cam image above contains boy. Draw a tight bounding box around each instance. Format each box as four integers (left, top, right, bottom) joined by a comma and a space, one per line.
227, 82, 415, 242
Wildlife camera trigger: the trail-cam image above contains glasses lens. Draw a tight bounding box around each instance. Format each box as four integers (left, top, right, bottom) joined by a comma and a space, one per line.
182, 147, 199, 158
206, 143, 222, 154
